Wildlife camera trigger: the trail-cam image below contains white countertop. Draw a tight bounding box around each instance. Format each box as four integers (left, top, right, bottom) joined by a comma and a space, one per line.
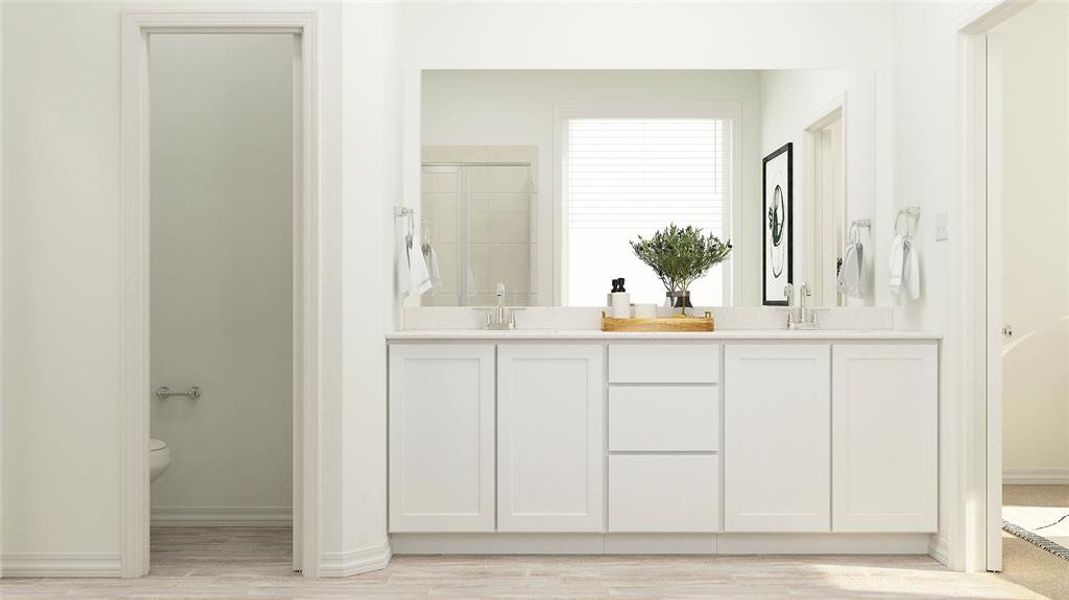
387, 329, 942, 341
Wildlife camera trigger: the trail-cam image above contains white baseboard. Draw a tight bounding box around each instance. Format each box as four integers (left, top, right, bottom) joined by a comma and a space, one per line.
1003, 469, 1069, 485
151, 506, 292, 527
320, 539, 392, 577
715, 533, 930, 555
1, 553, 122, 578
390, 533, 932, 555
927, 535, 949, 566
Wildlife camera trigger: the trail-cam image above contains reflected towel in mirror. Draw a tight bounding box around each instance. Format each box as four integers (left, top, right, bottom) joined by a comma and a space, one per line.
837, 241, 863, 298
423, 241, 441, 291
407, 229, 432, 296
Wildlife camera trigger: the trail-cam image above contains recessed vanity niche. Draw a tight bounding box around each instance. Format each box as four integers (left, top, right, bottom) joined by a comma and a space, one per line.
389, 70, 938, 556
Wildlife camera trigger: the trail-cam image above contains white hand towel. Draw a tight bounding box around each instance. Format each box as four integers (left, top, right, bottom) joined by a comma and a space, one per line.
407, 230, 432, 297
888, 234, 905, 301
904, 236, 921, 300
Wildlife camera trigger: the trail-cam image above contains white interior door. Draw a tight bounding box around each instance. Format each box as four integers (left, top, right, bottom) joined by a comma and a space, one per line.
807, 107, 845, 307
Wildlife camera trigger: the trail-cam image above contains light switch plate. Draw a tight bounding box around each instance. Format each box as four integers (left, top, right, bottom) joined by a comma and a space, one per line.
935, 212, 949, 241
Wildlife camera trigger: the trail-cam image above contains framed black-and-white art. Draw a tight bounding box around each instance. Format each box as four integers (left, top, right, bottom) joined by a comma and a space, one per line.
762, 143, 793, 306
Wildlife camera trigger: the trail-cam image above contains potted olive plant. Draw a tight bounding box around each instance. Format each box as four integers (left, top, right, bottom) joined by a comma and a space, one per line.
630, 224, 733, 314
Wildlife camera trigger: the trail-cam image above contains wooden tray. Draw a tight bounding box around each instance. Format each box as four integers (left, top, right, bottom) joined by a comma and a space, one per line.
601, 311, 715, 332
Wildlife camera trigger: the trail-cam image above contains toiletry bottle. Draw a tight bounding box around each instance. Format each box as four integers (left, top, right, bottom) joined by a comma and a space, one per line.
607, 278, 621, 308
611, 278, 631, 318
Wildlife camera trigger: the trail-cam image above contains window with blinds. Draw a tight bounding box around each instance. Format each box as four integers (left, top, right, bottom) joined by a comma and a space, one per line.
563, 117, 732, 307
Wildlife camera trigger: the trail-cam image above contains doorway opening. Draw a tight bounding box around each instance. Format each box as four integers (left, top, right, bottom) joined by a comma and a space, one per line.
804, 102, 846, 307
147, 31, 295, 573
986, 1, 1069, 595
120, 12, 321, 578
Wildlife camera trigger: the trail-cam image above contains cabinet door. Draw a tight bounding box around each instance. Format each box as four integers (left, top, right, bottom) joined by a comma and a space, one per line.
497, 344, 604, 532
832, 344, 938, 532
388, 344, 495, 532
724, 344, 831, 532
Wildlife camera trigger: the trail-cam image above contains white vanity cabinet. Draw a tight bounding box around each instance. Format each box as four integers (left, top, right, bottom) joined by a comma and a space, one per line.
387, 331, 941, 549
832, 344, 938, 532
723, 344, 832, 532
497, 344, 605, 532
388, 344, 495, 532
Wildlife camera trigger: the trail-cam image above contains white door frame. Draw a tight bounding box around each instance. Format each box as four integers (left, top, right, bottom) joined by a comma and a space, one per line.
802, 95, 846, 307
956, 0, 1035, 573
119, 10, 321, 578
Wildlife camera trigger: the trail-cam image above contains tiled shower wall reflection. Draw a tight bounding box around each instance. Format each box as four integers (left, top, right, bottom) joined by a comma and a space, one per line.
421, 146, 538, 306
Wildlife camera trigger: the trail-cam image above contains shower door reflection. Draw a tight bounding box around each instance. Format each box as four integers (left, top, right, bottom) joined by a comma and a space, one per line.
420, 161, 536, 306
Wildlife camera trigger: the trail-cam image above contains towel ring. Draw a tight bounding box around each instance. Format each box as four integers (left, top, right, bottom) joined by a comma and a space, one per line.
394, 206, 417, 248
848, 218, 871, 245
895, 207, 921, 236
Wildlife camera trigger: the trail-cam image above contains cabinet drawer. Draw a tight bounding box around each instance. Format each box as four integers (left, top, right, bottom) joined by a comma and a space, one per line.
609, 344, 719, 383
609, 455, 720, 532
609, 387, 718, 451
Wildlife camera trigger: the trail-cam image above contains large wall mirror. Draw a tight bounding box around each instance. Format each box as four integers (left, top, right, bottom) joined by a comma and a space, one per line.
415, 69, 878, 308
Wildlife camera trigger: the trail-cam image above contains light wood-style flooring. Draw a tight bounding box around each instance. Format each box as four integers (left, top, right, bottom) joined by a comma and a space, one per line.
0, 527, 1050, 599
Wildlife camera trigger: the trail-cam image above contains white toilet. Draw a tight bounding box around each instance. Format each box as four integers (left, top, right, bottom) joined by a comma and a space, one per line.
150, 439, 172, 482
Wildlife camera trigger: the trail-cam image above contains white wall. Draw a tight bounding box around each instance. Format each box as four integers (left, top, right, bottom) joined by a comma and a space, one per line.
2, 1, 127, 560
989, 0, 1069, 475
148, 34, 293, 520
337, 0, 397, 570
890, 2, 960, 336
759, 69, 880, 306
422, 70, 763, 305
890, 0, 983, 570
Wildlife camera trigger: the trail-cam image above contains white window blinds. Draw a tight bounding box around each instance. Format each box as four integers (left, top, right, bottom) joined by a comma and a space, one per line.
564, 117, 732, 306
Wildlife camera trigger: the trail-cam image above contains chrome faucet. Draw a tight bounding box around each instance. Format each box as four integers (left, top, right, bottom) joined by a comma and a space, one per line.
798, 282, 816, 328
486, 282, 517, 330
784, 282, 817, 330
783, 283, 797, 329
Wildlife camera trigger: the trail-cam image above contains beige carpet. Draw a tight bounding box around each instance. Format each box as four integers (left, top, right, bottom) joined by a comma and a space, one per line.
1001, 485, 1069, 599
